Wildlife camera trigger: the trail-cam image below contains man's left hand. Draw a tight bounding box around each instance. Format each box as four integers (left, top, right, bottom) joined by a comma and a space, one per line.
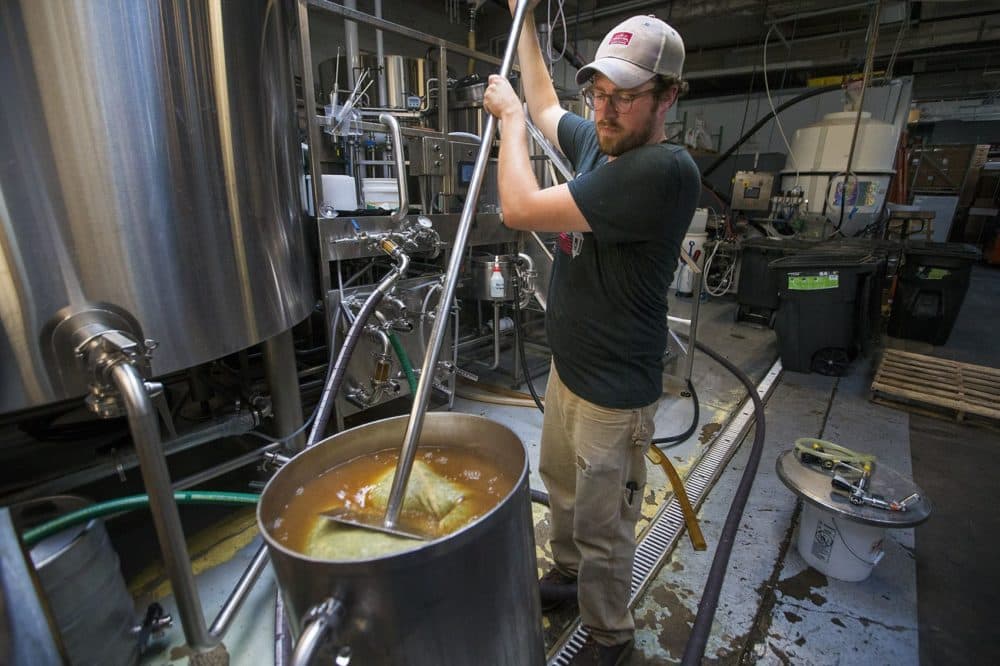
483, 74, 522, 120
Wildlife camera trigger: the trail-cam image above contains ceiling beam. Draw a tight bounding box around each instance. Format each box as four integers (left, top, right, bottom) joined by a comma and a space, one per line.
686, 15, 1000, 74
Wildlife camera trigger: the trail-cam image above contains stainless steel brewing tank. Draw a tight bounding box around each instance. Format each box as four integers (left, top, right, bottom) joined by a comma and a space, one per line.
258, 413, 545, 664
0, 0, 313, 414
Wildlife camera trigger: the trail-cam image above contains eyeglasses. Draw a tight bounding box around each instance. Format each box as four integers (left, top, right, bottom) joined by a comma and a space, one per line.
582, 86, 658, 113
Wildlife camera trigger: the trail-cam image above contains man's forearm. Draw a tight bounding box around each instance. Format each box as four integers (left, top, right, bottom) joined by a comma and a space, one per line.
516, 15, 560, 125
497, 111, 538, 227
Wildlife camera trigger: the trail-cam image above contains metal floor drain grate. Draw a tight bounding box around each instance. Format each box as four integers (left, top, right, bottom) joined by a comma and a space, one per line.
547, 359, 783, 665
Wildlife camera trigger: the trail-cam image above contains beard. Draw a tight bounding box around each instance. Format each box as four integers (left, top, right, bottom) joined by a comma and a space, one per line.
597, 114, 658, 157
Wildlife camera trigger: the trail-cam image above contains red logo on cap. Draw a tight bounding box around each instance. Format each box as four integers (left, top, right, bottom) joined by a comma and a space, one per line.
608, 32, 633, 46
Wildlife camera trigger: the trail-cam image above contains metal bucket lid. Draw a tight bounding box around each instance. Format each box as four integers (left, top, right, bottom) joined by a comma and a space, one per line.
775, 450, 931, 528
10, 496, 94, 566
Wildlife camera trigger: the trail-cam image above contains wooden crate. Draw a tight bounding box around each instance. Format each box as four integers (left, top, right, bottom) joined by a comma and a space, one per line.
871, 349, 1000, 424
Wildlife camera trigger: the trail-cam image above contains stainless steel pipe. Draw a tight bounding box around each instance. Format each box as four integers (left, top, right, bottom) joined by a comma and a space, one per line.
209, 544, 271, 639
110, 363, 216, 651
263, 330, 306, 453
378, 113, 410, 223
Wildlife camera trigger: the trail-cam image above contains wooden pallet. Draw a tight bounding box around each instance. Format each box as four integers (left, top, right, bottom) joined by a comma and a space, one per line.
871, 349, 1000, 425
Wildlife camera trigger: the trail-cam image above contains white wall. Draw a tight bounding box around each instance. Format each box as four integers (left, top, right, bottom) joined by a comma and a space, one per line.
671, 77, 914, 157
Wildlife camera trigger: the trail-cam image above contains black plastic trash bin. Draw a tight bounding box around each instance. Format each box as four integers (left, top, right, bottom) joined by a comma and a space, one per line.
737, 238, 811, 325
830, 239, 902, 352
888, 241, 979, 345
770, 253, 878, 374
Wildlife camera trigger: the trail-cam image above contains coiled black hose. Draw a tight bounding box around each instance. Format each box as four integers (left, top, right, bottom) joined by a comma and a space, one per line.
680, 339, 766, 666
652, 378, 699, 447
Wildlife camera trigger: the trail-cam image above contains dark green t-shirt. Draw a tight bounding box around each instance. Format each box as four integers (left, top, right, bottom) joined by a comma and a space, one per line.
548, 112, 700, 408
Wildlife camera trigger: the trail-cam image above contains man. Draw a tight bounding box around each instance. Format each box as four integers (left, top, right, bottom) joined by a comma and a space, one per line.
483, 5, 700, 665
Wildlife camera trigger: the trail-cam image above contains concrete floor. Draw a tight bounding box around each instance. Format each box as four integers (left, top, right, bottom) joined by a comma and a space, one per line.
137, 266, 1000, 665
907, 265, 1000, 666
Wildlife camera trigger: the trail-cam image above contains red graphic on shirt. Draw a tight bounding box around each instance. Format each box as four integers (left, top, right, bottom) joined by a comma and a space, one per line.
558, 232, 574, 255
608, 32, 633, 46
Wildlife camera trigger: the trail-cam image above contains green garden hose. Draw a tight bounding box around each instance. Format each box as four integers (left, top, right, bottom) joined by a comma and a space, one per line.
21, 490, 260, 548
388, 331, 419, 394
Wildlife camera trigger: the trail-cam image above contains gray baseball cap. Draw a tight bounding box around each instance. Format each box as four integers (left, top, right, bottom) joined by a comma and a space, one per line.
576, 15, 685, 89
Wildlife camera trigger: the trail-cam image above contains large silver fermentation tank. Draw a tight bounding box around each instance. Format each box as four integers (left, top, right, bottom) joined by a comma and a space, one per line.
0, 0, 313, 414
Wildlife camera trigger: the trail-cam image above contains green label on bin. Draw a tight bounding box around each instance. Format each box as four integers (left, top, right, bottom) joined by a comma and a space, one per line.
918, 267, 950, 280
788, 271, 839, 290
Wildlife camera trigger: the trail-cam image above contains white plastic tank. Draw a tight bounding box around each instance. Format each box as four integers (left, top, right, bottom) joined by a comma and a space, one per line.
780, 111, 898, 235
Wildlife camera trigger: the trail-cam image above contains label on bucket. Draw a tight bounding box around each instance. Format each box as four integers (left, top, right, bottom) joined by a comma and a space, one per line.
811, 519, 837, 562
788, 271, 839, 291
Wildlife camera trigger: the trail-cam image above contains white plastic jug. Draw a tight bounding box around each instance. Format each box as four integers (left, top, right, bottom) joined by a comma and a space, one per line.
322, 174, 358, 211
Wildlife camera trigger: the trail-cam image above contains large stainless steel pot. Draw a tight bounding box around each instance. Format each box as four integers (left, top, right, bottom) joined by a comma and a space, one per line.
258, 412, 544, 665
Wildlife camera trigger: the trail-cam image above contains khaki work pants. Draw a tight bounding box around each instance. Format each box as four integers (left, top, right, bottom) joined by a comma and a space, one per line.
539, 361, 657, 646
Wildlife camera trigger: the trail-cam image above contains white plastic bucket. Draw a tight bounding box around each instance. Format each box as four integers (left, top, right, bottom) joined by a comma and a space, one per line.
796, 502, 885, 582
689, 208, 709, 234
671, 231, 709, 291
362, 177, 400, 210
322, 174, 358, 211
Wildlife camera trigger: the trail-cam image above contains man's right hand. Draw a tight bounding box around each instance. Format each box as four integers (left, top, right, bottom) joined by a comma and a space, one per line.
509, 0, 542, 16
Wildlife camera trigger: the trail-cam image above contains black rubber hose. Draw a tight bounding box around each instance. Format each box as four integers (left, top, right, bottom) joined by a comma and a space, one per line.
512, 265, 546, 414
701, 84, 841, 180
652, 378, 699, 447
681, 339, 766, 666
530, 488, 550, 506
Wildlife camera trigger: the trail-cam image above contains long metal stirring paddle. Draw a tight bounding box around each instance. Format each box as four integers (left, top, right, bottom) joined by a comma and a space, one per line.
379, 0, 533, 532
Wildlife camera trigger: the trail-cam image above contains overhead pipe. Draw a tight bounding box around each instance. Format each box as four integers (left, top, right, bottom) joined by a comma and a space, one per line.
562, 0, 760, 28
374, 0, 387, 108
343, 0, 360, 91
